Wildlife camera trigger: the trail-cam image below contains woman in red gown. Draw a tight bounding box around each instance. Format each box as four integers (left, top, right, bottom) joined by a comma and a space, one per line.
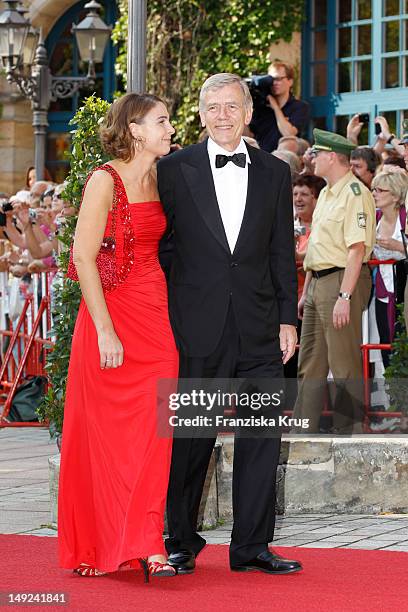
58, 93, 178, 581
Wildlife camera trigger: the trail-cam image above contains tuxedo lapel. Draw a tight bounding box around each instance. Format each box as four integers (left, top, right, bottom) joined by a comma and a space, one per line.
232, 145, 272, 255
181, 141, 230, 252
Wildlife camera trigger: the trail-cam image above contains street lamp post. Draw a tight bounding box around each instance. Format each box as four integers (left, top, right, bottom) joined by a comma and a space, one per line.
127, 0, 146, 93
0, 0, 111, 181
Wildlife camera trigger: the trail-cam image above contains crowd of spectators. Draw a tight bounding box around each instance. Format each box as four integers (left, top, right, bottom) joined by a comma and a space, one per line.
0, 168, 74, 329
245, 71, 408, 378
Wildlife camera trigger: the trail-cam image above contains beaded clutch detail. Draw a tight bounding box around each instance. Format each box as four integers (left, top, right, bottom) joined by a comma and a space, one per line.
67, 164, 135, 292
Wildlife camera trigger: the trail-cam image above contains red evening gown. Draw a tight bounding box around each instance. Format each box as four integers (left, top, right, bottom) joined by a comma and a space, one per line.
58, 173, 178, 573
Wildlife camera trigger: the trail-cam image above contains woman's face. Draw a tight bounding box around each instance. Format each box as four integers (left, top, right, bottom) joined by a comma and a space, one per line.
28, 168, 36, 189
372, 183, 399, 210
41, 196, 52, 209
293, 185, 316, 222
51, 191, 64, 213
130, 102, 175, 158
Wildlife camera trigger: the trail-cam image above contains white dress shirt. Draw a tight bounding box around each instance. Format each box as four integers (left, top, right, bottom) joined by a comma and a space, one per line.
207, 137, 250, 252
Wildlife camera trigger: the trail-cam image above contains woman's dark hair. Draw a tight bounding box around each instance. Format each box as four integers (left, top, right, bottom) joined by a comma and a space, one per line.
383, 157, 406, 170
25, 166, 53, 188
292, 174, 326, 199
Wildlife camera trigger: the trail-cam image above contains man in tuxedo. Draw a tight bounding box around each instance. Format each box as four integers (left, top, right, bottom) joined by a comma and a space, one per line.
157, 73, 302, 575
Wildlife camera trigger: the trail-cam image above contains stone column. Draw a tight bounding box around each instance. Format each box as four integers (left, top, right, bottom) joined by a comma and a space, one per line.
0, 74, 34, 195
127, 0, 147, 93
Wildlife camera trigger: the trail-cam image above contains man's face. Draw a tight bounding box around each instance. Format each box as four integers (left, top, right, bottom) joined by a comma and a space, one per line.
350, 157, 372, 186
403, 143, 408, 169
311, 150, 332, 178
270, 66, 293, 98
200, 83, 252, 152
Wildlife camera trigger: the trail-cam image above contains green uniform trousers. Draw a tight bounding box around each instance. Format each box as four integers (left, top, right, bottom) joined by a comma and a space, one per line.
293, 266, 372, 434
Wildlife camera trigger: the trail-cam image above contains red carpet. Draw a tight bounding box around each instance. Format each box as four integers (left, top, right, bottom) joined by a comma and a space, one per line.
1, 535, 407, 612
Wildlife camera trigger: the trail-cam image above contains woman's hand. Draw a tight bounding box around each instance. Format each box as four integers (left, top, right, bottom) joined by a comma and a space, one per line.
377, 236, 405, 253
98, 329, 124, 369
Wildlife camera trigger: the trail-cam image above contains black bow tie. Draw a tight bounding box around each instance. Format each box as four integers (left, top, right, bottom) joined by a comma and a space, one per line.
215, 153, 246, 169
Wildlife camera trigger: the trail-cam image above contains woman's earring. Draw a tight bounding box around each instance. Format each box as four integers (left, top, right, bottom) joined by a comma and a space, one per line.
134, 136, 144, 152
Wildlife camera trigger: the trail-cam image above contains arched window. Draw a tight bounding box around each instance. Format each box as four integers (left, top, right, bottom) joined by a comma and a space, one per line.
45, 0, 118, 182
303, 0, 408, 143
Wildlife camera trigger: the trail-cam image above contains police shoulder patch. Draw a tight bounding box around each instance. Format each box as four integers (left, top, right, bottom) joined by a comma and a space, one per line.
357, 212, 367, 228
350, 182, 361, 196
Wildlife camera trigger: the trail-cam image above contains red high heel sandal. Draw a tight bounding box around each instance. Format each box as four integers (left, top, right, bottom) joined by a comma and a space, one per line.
73, 563, 107, 577
136, 558, 177, 583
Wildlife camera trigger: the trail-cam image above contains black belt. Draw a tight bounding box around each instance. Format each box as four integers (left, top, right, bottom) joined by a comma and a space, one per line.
311, 266, 343, 279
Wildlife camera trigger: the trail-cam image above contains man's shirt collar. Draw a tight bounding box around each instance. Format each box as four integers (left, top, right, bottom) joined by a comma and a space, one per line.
327, 171, 355, 197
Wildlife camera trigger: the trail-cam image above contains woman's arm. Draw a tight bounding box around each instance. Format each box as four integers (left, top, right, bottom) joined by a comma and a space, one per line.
15, 207, 54, 258
73, 170, 123, 369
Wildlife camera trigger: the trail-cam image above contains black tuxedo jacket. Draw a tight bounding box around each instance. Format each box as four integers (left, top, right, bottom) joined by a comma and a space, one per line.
157, 139, 297, 358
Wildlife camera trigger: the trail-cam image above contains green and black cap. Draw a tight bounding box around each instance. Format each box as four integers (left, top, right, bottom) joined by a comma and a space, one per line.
312, 128, 357, 156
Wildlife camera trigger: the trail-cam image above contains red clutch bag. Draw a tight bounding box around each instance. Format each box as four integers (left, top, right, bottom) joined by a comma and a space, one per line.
67, 235, 118, 292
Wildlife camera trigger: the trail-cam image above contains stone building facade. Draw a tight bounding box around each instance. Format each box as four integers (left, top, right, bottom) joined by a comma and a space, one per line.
0, 1, 83, 194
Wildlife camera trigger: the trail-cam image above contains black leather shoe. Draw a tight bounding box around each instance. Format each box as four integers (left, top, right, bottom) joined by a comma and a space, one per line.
167, 549, 195, 575
230, 549, 302, 574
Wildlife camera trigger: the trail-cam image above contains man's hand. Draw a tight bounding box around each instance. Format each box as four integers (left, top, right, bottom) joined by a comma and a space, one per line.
346, 114, 363, 144
298, 294, 306, 320
333, 298, 350, 329
375, 116, 391, 141
266, 94, 279, 112
280, 324, 297, 364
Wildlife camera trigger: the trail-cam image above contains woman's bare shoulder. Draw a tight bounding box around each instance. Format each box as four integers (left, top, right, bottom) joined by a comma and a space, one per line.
80, 169, 114, 212
86, 168, 114, 189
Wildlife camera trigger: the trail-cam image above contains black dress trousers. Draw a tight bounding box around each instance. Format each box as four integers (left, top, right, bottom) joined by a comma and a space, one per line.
165, 305, 283, 565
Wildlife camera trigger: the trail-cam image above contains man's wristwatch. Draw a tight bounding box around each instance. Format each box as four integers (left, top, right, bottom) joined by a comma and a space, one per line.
387, 134, 395, 144
338, 291, 352, 301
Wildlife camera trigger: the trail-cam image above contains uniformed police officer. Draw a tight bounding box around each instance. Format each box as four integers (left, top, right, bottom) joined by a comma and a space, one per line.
293, 129, 375, 433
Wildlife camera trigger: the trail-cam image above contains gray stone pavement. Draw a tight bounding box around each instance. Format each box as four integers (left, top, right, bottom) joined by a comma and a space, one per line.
1, 427, 408, 551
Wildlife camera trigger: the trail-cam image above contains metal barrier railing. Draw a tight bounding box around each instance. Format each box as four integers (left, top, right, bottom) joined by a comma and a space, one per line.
0, 270, 56, 427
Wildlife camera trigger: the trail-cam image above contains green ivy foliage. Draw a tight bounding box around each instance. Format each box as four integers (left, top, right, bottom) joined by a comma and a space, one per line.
384, 308, 408, 414
37, 95, 110, 434
113, 0, 304, 143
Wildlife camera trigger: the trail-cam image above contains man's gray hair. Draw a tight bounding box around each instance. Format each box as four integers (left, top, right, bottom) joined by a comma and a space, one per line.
199, 73, 253, 112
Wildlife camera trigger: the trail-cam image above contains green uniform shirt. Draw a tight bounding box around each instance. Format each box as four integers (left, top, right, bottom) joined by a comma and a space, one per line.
304, 171, 375, 271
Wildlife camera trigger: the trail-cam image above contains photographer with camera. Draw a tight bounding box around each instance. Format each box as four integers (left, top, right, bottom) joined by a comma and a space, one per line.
2, 185, 56, 265
248, 61, 310, 153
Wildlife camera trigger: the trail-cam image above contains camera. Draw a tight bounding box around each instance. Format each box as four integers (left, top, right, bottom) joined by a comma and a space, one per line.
245, 75, 274, 109
55, 216, 65, 229
29, 208, 38, 221
294, 225, 307, 238
358, 114, 370, 124
1, 201, 13, 213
